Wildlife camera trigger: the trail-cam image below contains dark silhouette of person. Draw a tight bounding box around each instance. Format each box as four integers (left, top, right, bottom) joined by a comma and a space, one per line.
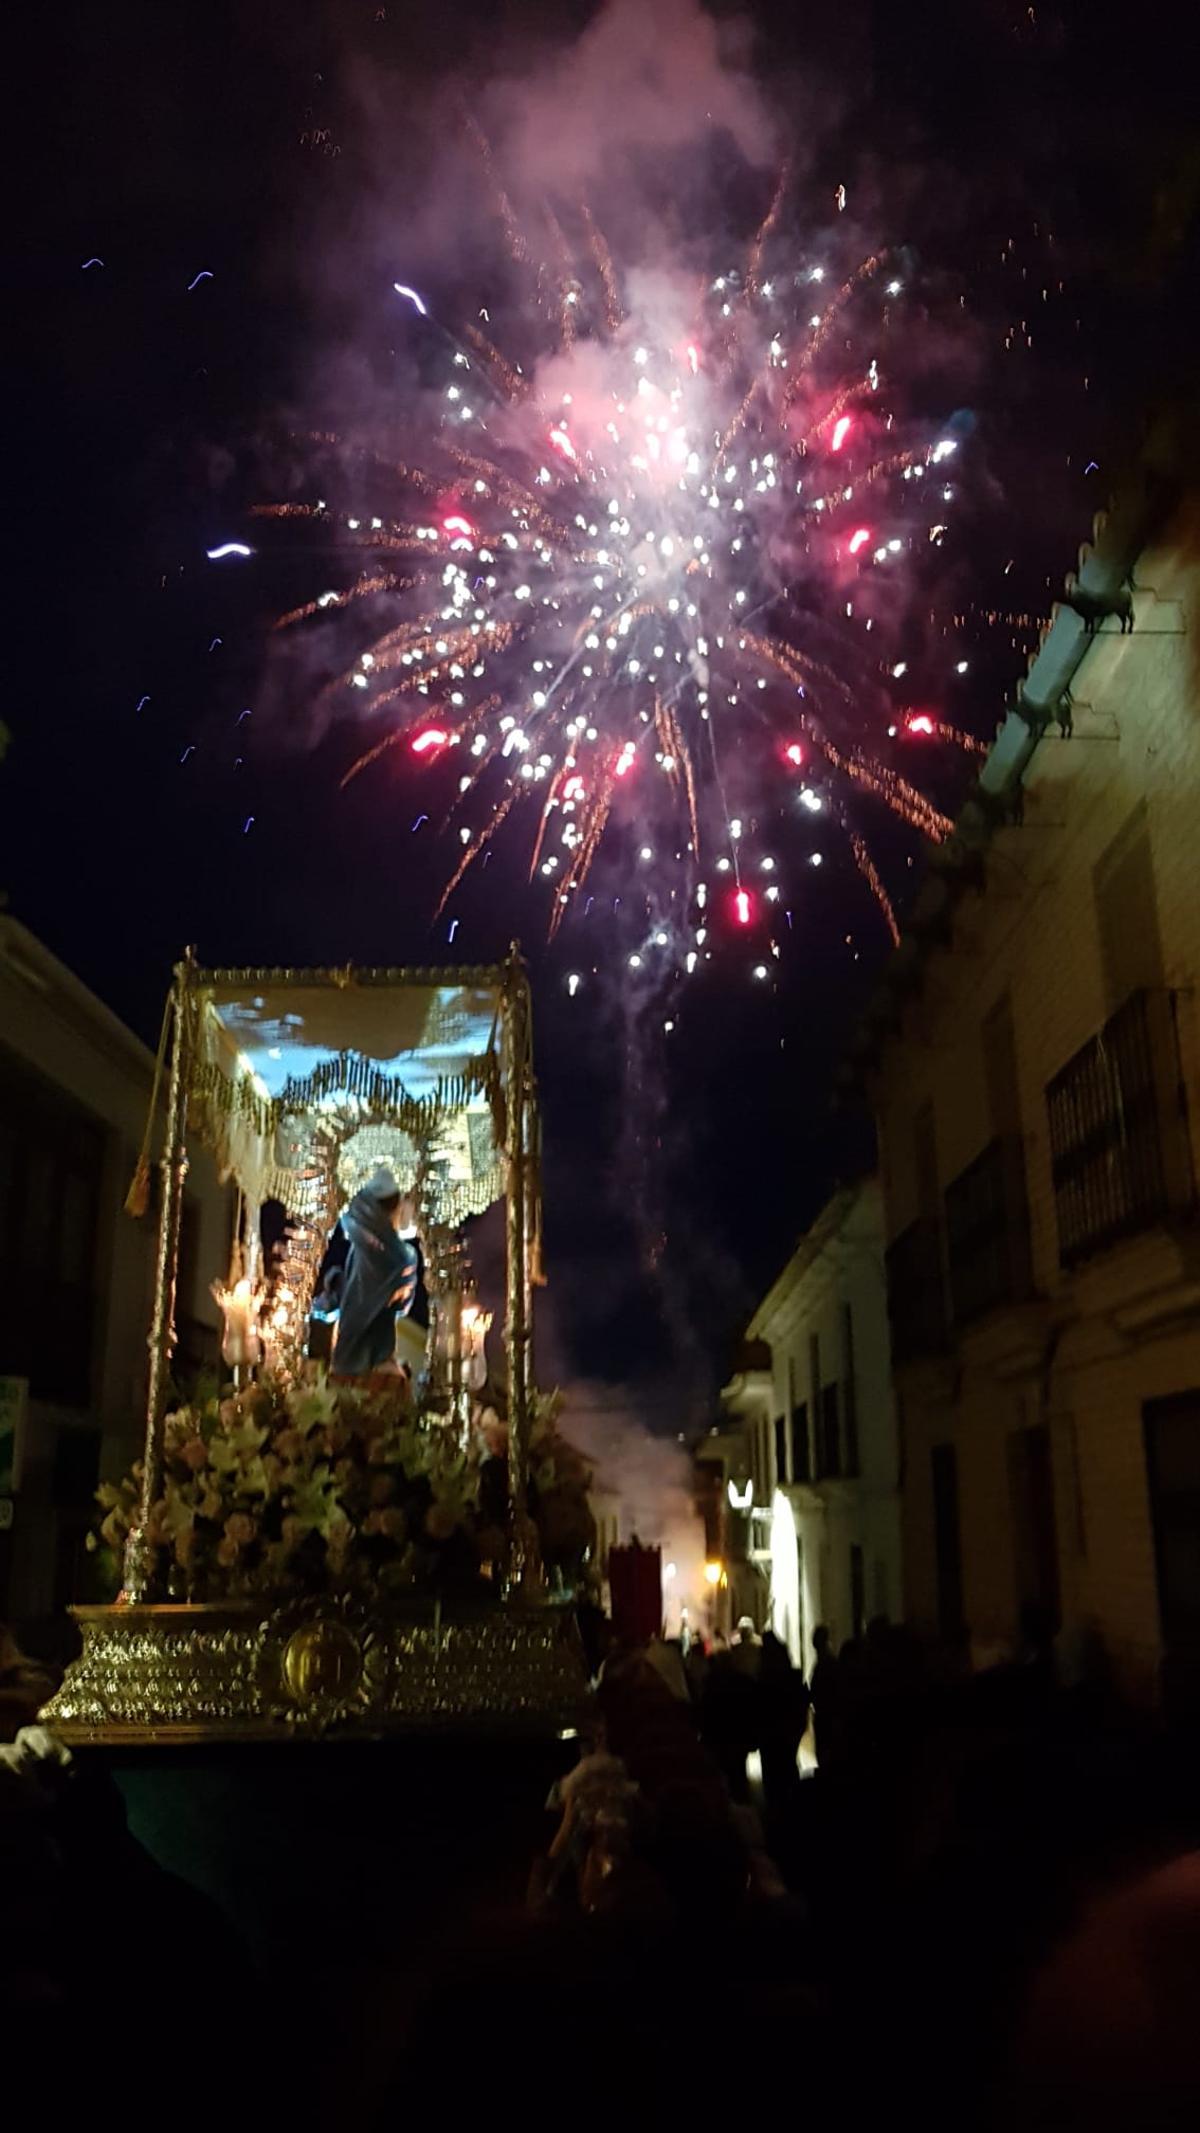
809, 1623, 844, 1771
700, 1635, 761, 1804
758, 1630, 809, 1822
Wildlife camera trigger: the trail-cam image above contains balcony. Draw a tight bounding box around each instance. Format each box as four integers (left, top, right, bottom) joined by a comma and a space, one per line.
1046, 988, 1195, 1267
944, 1135, 1033, 1326
885, 1215, 948, 1363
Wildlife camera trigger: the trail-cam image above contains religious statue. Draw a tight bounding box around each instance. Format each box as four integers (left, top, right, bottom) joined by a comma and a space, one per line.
332, 1165, 428, 1380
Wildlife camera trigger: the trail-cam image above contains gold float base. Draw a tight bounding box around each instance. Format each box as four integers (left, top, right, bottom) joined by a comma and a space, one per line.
41, 1594, 589, 1745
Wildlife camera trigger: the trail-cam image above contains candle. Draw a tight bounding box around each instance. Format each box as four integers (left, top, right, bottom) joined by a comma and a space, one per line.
214, 1276, 261, 1368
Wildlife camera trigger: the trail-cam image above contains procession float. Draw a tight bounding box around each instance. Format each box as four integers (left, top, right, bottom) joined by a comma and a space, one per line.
42, 946, 590, 1744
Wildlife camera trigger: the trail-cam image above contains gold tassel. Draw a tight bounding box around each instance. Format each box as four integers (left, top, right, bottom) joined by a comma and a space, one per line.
124, 997, 172, 1219
124, 1153, 151, 1219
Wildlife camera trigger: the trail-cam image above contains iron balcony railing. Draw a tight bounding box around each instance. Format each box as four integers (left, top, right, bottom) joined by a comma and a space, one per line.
885, 1214, 948, 1363
1046, 988, 1195, 1267
944, 1135, 1033, 1326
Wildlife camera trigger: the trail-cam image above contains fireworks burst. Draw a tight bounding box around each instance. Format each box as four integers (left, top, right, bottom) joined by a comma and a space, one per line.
254, 162, 970, 973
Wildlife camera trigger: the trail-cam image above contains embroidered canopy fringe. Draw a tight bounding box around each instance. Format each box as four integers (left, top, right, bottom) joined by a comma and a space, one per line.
185, 1000, 508, 1221
275, 1049, 491, 1123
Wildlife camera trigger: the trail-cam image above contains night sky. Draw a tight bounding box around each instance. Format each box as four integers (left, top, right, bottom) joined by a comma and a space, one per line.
8, 1, 1195, 1421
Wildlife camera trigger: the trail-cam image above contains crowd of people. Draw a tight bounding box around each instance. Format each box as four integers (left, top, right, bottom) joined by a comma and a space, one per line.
4, 1606, 1199, 2128
534, 1610, 922, 1921
514, 1602, 1200, 2127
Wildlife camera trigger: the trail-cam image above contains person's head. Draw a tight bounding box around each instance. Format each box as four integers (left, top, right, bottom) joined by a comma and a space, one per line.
813, 1623, 831, 1657
363, 1163, 402, 1218
362, 1165, 419, 1231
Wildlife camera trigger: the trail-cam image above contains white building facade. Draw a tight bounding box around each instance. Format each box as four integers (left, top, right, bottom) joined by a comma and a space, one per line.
857, 476, 1200, 1707
725, 1179, 903, 1667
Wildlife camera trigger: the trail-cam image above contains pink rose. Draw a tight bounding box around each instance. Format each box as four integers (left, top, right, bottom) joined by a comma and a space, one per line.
274, 1428, 302, 1460
218, 1399, 238, 1430
379, 1507, 407, 1542
281, 1515, 304, 1549
224, 1512, 256, 1545
216, 1536, 239, 1567
180, 1436, 208, 1472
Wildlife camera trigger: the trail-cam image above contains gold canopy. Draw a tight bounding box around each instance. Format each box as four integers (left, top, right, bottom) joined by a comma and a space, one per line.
121, 950, 541, 1602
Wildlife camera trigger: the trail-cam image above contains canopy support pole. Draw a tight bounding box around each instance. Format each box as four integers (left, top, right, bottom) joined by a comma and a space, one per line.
122, 951, 194, 1601
502, 945, 540, 1589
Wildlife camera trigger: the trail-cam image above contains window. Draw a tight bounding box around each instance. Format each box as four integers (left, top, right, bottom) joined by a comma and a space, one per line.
808, 1330, 821, 1416
1046, 989, 1190, 1265
819, 1383, 841, 1478
774, 1413, 788, 1487
944, 1136, 1033, 1323
886, 1218, 949, 1361
841, 1302, 859, 1476
789, 1400, 810, 1484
